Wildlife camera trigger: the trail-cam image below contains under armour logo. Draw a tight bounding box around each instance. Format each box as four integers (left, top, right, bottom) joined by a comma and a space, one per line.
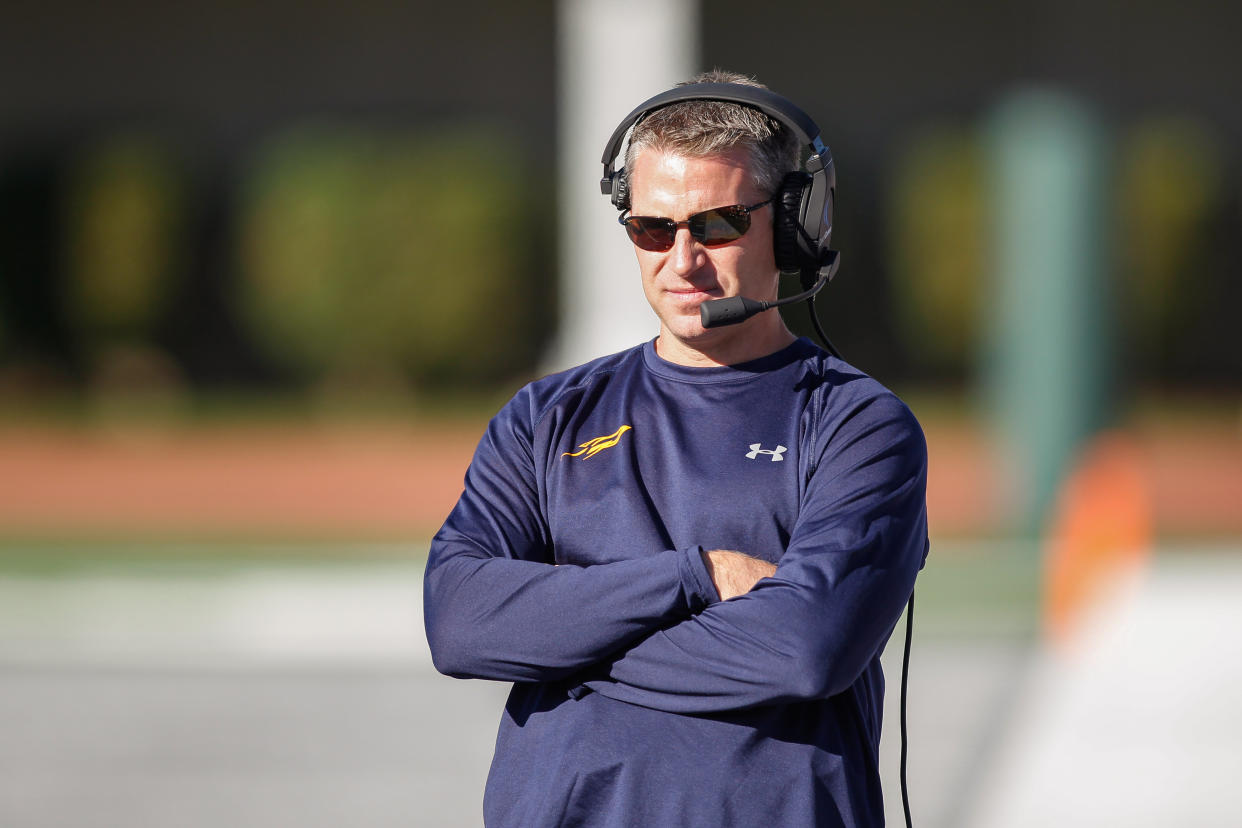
746, 443, 787, 461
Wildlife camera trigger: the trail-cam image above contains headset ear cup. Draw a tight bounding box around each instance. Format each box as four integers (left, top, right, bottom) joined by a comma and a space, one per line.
773, 172, 810, 273
611, 170, 630, 212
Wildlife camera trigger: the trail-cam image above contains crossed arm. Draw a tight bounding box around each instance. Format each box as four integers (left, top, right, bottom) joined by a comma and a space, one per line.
423, 395, 927, 713
701, 549, 776, 600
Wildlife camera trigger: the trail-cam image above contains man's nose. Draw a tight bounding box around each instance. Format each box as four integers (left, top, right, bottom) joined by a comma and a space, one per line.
668, 227, 704, 274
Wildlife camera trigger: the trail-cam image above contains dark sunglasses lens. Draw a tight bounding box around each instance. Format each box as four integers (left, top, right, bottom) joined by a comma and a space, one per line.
623, 204, 757, 251
624, 217, 676, 251
693, 205, 751, 246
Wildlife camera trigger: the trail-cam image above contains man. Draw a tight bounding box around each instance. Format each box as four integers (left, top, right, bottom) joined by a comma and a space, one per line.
424, 70, 928, 826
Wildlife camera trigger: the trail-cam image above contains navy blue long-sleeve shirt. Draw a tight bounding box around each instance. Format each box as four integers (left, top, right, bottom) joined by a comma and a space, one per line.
424, 337, 928, 827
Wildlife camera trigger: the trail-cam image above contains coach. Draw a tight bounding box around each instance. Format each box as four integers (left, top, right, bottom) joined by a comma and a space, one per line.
424, 69, 928, 827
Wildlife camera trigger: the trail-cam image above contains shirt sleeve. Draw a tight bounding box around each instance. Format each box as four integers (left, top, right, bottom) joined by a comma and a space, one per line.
577, 392, 929, 713
423, 390, 719, 684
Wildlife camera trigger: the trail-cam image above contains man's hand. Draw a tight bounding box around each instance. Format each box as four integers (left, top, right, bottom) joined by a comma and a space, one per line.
701, 549, 777, 601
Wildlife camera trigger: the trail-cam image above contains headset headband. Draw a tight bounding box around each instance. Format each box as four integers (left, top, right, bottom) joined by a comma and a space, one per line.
599, 82, 831, 197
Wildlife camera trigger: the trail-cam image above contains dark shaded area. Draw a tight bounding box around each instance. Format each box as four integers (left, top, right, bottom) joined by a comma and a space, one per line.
705, 0, 1242, 385
0, 0, 1237, 390
0, 1, 558, 391
0, 149, 79, 380
158, 156, 283, 388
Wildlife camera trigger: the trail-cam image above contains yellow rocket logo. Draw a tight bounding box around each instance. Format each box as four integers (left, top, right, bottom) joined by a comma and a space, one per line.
562, 425, 632, 459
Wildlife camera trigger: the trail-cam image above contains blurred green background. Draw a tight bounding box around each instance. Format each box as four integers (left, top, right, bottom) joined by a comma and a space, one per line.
0, 0, 1238, 405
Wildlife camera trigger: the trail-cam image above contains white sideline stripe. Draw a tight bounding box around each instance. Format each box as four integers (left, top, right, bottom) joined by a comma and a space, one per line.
967, 554, 1242, 828
0, 565, 434, 669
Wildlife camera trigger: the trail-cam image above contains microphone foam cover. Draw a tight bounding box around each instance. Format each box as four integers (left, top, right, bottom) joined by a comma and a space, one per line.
700, 296, 766, 328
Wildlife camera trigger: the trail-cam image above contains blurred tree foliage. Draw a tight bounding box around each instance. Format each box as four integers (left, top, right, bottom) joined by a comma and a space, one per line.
61, 135, 188, 388
236, 126, 550, 391
886, 126, 986, 377
1115, 119, 1224, 374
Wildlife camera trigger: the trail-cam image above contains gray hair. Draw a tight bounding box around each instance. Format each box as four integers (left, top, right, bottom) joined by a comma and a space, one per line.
622, 69, 801, 199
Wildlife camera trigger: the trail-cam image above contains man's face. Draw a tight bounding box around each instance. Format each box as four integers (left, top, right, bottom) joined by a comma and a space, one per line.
626, 146, 780, 350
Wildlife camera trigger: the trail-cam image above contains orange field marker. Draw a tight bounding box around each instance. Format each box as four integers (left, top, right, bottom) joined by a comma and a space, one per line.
1042, 431, 1152, 645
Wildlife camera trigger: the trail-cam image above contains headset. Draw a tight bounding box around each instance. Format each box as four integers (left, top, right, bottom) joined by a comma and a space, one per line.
600, 82, 918, 828
599, 82, 841, 352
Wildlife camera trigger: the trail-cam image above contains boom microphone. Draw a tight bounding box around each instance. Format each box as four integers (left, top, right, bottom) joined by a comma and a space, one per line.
700, 250, 839, 329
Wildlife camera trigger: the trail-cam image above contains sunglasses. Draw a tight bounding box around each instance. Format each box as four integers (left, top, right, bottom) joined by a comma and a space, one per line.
620, 199, 772, 252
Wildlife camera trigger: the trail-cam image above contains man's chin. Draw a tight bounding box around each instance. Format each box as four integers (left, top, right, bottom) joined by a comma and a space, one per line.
662, 310, 711, 342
